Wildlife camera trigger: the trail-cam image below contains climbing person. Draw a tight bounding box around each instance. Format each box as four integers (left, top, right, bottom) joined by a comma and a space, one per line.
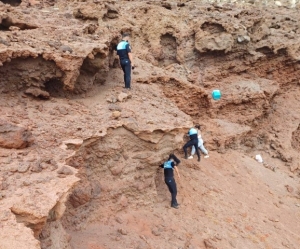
183, 125, 201, 162
160, 154, 181, 209
188, 133, 209, 159
116, 33, 135, 89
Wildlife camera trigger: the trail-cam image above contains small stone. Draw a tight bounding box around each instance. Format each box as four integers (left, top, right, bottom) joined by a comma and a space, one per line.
117, 228, 128, 235
58, 106, 68, 115
57, 166, 73, 175
115, 217, 124, 224
0, 119, 34, 149
110, 166, 123, 176
37, 104, 43, 112
9, 26, 20, 31
59, 45, 73, 53
111, 111, 121, 119
229, 240, 237, 248
282, 241, 291, 248
29, 0, 40, 6
48, 40, 62, 49
119, 195, 128, 207
285, 185, 294, 193
244, 35, 251, 42
9, 165, 18, 172
117, 92, 128, 102
50, 162, 59, 171
31, 162, 42, 173
106, 96, 117, 103
214, 234, 222, 240
69, 184, 92, 208
268, 217, 280, 222
23, 180, 31, 186
237, 36, 244, 43
237, 35, 250, 43
40, 162, 49, 170
275, 1, 282, 6
0, 38, 10, 46
36, 177, 46, 184
151, 227, 161, 236
203, 239, 217, 249
108, 104, 122, 111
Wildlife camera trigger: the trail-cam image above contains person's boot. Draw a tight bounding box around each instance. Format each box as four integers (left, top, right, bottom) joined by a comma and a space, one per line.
198, 157, 200, 162
171, 203, 179, 209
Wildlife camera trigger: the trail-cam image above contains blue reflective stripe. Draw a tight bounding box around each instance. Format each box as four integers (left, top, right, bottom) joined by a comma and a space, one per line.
117, 41, 128, 50
188, 128, 198, 135
163, 161, 173, 169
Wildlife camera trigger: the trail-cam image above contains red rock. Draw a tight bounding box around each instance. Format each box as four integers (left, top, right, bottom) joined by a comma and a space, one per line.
69, 184, 92, 208
0, 119, 33, 149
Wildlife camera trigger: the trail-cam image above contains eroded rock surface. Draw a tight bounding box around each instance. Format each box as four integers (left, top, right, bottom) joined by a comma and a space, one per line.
1, 0, 300, 249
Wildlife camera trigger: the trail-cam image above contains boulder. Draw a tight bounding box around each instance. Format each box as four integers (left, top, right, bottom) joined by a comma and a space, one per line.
0, 120, 33, 149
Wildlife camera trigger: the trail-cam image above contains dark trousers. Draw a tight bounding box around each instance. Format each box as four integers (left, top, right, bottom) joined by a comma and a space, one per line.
183, 139, 200, 160
120, 59, 131, 89
165, 177, 178, 206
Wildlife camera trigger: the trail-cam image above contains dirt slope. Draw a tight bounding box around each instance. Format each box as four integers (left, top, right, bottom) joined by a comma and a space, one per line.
1, 1, 300, 249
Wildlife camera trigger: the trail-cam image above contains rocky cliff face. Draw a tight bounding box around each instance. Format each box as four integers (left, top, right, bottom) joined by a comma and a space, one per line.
1, 0, 300, 249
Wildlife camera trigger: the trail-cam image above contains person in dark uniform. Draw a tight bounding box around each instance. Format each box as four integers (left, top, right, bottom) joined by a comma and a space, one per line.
183, 125, 201, 162
116, 33, 135, 89
160, 154, 181, 209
